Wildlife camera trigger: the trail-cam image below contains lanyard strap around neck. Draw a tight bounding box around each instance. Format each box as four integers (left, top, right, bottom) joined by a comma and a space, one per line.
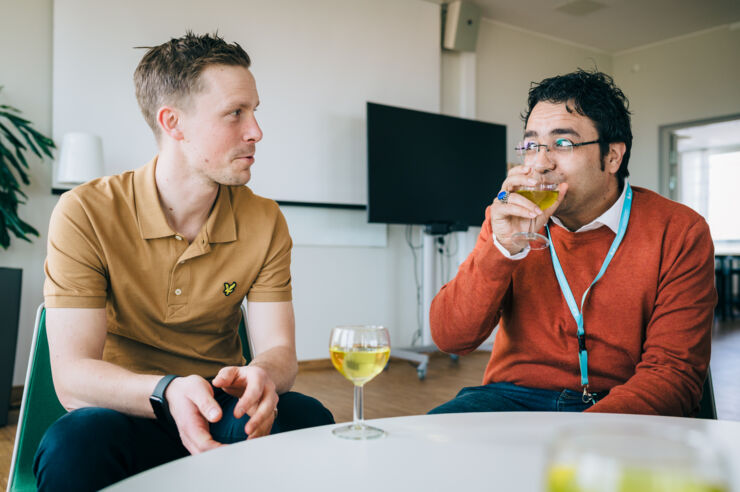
545, 182, 633, 400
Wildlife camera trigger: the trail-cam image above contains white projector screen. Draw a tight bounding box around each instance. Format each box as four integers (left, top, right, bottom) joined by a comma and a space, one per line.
52, 0, 440, 205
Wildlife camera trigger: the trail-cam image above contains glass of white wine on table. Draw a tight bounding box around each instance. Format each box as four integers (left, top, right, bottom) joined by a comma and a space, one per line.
329, 325, 391, 440
545, 423, 730, 492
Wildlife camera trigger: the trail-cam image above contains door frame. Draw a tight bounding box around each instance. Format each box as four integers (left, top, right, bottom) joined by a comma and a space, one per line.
658, 113, 740, 200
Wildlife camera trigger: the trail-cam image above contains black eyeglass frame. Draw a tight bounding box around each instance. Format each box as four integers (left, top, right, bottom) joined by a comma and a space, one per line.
515, 138, 602, 156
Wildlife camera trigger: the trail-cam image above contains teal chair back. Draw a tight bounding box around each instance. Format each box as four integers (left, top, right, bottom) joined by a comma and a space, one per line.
695, 367, 718, 420
7, 303, 252, 492
238, 304, 252, 364
7, 304, 66, 492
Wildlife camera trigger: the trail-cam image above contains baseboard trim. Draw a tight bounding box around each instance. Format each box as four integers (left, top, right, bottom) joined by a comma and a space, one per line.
298, 359, 333, 371
10, 385, 23, 408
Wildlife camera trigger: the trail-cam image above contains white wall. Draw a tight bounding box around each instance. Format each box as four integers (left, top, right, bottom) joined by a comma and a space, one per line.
612, 26, 740, 191
291, 225, 420, 360
474, 20, 613, 165
53, 0, 440, 205
0, 0, 56, 387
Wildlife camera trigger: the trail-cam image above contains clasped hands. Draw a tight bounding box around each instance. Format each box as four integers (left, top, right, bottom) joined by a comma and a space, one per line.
165, 365, 279, 455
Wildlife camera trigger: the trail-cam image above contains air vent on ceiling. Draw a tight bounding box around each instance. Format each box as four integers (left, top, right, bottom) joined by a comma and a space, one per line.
554, 0, 607, 16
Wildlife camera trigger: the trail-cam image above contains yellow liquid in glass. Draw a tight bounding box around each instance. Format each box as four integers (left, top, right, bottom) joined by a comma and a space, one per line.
547, 464, 728, 492
515, 189, 559, 210
330, 346, 390, 386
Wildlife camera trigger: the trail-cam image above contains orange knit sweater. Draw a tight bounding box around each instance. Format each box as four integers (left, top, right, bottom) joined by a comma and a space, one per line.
430, 187, 716, 416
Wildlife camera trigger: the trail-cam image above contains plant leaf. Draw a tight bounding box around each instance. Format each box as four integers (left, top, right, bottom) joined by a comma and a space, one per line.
0, 121, 28, 153
0, 144, 30, 184
0, 111, 32, 126
0, 124, 33, 177
0, 94, 55, 249
1, 112, 43, 159
1, 208, 39, 237
0, 164, 22, 192
0, 217, 10, 249
0, 104, 21, 113
23, 125, 56, 159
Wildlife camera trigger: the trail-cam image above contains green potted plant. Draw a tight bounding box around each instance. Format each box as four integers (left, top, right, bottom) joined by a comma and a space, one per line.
1, 85, 56, 249
0, 85, 55, 427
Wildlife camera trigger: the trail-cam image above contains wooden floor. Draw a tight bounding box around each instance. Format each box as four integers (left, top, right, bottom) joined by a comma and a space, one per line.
292, 351, 488, 424
3, 320, 740, 489
1, 415, 18, 491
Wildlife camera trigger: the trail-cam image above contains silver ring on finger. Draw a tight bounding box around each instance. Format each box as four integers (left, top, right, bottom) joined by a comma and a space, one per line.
496, 190, 509, 204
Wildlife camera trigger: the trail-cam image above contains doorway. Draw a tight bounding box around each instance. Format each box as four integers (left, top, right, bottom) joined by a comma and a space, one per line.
660, 115, 740, 255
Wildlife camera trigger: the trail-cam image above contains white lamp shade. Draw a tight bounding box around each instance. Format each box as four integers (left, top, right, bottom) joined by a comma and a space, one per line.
57, 132, 105, 185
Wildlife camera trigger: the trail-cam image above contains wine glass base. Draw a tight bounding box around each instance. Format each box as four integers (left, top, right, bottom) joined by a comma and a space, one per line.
332, 423, 387, 440
512, 232, 549, 250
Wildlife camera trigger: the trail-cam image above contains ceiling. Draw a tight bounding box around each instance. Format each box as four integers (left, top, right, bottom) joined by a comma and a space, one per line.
430, 0, 740, 53
675, 119, 740, 152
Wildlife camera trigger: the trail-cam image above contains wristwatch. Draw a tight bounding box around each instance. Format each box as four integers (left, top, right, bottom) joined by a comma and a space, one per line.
149, 374, 178, 424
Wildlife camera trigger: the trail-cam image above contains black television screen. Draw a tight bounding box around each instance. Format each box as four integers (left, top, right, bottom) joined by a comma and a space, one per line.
367, 102, 507, 230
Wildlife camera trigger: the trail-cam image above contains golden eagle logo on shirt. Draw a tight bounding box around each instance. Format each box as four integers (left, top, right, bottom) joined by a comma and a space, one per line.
223, 282, 237, 296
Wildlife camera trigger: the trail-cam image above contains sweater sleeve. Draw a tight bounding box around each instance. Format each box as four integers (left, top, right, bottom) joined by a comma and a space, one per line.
430, 206, 521, 355
587, 219, 716, 416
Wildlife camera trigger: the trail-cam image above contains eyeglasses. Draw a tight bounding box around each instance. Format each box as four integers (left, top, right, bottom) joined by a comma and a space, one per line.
515, 138, 601, 162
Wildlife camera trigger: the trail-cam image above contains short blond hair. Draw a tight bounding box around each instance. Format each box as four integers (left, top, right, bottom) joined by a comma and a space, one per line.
133, 31, 251, 138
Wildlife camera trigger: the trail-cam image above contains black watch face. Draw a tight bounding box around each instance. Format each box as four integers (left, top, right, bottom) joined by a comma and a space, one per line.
150, 395, 165, 417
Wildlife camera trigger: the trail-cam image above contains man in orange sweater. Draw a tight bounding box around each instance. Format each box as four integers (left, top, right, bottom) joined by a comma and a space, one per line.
429, 69, 716, 416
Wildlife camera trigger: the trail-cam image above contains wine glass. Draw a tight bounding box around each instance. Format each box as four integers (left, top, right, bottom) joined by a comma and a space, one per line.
545, 423, 730, 492
511, 170, 561, 250
329, 325, 391, 440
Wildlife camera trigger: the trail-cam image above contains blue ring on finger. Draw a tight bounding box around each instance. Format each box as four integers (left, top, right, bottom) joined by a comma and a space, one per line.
497, 190, 509, 203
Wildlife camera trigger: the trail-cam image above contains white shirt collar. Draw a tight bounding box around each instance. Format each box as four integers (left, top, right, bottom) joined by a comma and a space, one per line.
550, 182, 627, 234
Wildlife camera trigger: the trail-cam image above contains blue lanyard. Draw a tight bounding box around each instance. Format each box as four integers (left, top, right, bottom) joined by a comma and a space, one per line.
545, 182, 632, 403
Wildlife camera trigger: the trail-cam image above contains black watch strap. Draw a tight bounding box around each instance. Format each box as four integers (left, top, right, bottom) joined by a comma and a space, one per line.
150, 374, 178, 424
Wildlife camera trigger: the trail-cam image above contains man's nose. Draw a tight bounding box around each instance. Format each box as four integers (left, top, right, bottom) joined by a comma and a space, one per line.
243, 115, 263, 143
531, 145, 555, 172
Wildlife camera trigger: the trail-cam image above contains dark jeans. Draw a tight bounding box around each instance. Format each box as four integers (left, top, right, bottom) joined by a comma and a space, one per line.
34, 390, 334, 492
428, 381, 608, 414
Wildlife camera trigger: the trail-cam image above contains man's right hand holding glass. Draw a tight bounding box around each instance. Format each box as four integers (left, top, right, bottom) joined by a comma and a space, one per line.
491, 165, 568, 256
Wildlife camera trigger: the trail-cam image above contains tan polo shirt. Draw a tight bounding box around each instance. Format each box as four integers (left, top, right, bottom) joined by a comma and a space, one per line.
44, 157, 292, 378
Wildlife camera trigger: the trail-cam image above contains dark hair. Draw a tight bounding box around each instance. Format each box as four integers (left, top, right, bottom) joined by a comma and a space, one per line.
522, 69, 632, 186
133, 31, 251, 138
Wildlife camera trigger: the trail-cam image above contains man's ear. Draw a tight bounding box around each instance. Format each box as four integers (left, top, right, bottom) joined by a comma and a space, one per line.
157, 106, 184, 141
606, 142, 626, 175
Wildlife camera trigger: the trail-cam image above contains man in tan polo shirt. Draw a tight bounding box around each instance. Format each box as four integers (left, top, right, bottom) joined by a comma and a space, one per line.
35, 32, 334, 491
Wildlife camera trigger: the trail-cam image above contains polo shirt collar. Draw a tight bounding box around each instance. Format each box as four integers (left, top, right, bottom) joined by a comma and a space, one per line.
134, 156, 237, 243
206, 187, 237, 244
134, 157, 173, 239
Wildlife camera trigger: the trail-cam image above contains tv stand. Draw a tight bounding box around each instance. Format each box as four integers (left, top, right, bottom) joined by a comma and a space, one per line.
423, 223, 468, 235
390, 224, 466, 379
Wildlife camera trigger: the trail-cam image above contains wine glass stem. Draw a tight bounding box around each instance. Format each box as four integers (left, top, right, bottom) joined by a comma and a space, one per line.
528, 218, 535, 235
353, 384, 364, 428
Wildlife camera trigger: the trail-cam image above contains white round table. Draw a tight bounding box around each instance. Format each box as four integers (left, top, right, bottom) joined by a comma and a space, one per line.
105, 412, 740, 491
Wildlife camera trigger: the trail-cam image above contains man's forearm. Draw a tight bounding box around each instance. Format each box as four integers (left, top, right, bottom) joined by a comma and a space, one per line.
249, 346, 297, 394
53, 358, 161, 418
